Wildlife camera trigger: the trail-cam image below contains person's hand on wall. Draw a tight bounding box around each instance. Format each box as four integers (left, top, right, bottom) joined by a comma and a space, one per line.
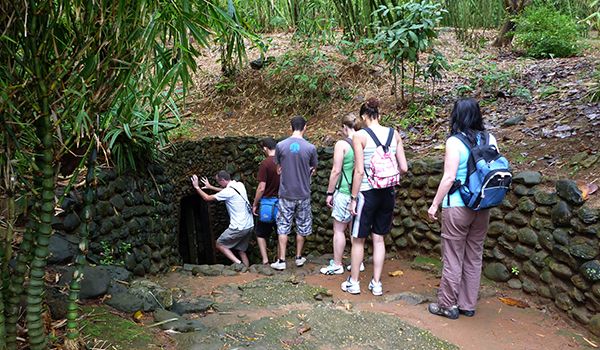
200, 176, 211, 189
191, 174, 200, 189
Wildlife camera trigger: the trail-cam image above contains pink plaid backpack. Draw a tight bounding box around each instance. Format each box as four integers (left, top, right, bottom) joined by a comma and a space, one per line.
364, 128, 400, 188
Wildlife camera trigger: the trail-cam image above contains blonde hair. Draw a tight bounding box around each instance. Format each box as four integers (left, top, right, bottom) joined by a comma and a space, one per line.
341, 113, 359, 131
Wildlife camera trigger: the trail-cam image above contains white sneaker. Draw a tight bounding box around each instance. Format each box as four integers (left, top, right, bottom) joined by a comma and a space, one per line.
295, 256, 307, 267
341, 276, 360, 294
270, 259, 286, 270
346, 262, 365, 272
368, 279, 383, 296
320, 260, 344, 275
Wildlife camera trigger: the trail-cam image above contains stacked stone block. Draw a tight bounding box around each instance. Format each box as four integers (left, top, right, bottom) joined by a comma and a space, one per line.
53, 164, 179, 276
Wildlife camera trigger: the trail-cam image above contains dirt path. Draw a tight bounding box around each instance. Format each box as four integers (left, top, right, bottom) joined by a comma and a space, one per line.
156, 258, 597, 350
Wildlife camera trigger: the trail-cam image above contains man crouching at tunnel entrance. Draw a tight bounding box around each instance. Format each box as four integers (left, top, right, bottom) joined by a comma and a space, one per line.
191, 171, 254, 267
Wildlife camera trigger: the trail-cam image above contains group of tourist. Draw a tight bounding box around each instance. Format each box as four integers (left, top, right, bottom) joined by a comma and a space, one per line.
190, 97, 498, 320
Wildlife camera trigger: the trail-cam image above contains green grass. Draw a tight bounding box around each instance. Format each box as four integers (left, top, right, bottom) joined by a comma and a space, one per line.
412, 256, 442, 269
80, 305, 156, 349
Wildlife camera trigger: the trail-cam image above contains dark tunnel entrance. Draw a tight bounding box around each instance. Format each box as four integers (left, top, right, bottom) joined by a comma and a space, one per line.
179, 195, 216, 264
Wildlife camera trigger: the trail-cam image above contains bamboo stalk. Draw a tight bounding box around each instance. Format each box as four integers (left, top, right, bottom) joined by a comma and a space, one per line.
64, 145, 96, 349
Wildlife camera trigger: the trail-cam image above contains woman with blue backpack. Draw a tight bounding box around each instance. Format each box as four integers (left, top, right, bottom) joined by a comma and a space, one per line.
341, 98, 408, 296
427, 98, 511, 319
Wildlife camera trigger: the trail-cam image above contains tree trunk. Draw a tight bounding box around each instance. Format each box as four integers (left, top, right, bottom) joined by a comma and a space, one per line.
400, 59, 405, 105
492, 0, 531, 47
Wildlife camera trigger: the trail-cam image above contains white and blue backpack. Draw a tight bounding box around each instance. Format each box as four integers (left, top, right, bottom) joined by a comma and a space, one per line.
449, 132, 512, 210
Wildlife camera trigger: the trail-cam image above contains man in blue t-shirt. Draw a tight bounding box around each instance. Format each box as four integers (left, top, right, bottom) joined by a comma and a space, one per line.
270, 116, 318, 270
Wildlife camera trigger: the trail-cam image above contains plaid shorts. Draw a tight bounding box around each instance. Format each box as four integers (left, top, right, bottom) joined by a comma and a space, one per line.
276, 197, 313, 236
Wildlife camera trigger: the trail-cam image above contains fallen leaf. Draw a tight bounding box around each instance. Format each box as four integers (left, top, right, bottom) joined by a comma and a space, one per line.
388, 270, 404, 277
577, 182, 599, 200
498, 297, 530, 308
133, 310, 144, 323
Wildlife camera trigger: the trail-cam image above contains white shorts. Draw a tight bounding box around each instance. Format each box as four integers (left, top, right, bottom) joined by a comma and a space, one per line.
331, 191, 352, 223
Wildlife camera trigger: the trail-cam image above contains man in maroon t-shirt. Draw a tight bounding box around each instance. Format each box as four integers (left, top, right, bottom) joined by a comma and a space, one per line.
252, 138, 280, 264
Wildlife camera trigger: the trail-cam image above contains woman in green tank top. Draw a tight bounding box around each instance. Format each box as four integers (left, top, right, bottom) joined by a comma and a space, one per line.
320, 114, 361, 275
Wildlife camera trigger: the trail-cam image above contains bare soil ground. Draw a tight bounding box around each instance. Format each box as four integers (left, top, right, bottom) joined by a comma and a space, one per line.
154, 257, 599, 350
175, 30, 600, 206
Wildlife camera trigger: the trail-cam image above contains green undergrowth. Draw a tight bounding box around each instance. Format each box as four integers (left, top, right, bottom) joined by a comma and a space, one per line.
79, 305, 156, 349
412, 256, 442, 270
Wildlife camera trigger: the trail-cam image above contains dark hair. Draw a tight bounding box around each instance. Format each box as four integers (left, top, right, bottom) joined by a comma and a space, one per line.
216, 170, 231, 181
260, 137, 277, 150
290, 116, 307, 131
359, 98, 380, 120
449, 98, 485, 144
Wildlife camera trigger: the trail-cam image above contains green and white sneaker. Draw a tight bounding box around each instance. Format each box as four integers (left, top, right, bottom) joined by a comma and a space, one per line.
320, 260, 344, 275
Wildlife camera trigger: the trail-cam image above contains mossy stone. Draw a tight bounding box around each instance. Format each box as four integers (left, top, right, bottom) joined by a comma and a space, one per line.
517, 228, 538, 246
535, 206, 551, 216
411, 176, 428, 188
571, 274, 591, 291
402, 217, 416, 229
513, 171, 542, 185
533, 189, 558, 206
490, 208, 504, 220
505, 212, 528, 227
569, 238, 599, 260
483, 262, 511, 282
514, 184, 531, 196
518, 197, 536, 213
552, 228, 571, 246
555, 293, 574, 311
549, 260, 573, 279
551, 201, 572, 227
555, 179, 584, 205
581, 260, 600, 282
427, 175, 442, 188
487, 221, 506, 238
514, 244, 535, 259
530, 216, 554, 231
577, 207, 599, 224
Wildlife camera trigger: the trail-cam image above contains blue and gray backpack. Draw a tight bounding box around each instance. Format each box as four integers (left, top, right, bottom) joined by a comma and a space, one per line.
449, 132, 512, 210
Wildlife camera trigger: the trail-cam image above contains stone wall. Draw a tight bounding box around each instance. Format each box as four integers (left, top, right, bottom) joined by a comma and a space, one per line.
167, 137, 600, 333
49, 137, 598, 331
52, 164, 179, 276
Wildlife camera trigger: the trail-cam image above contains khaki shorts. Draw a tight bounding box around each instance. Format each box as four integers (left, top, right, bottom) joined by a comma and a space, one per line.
217, 227, 253, 251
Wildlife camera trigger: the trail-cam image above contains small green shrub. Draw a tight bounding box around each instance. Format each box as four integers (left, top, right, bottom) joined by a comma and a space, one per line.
266, 49, 350, 114
514, 5, 581, 58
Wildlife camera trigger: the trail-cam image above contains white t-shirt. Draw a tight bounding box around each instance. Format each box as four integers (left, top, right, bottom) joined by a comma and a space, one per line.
357, 127, 398, 192
214, 180, 254, 230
